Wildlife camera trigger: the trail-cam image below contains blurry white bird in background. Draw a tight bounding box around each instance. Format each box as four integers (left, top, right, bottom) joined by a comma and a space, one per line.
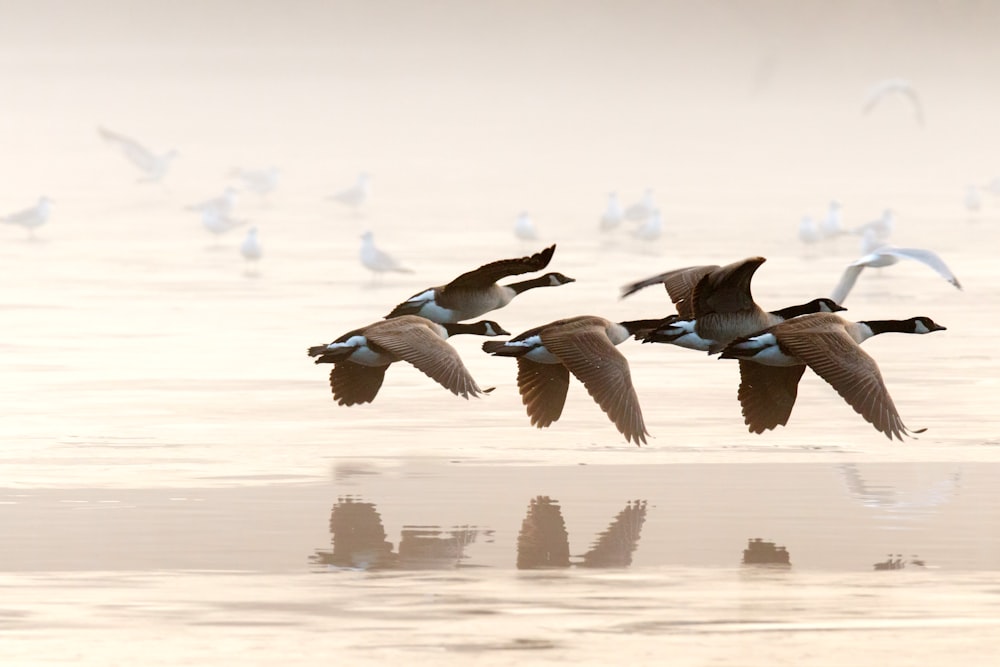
329, 172, 371, 212
798, 215, 822, 246
599, 192, 624, 231
231, 166, 280, 201
982, 177, 1000, 196
98, 127, 177, 183
862, 78, 924, 126
360, 230, 413, 280
186, 186, 239, 217
514, 211, 539, 240
240, 227, 262, 263
820, 200, 845, 238
201, 208, 248, 237
964, 185, 982, 213
853, 208, 894, 245
830, 243, 962, 304
624, 188, 656, 222
1, 196, 52, 239
632, 208, 663, 241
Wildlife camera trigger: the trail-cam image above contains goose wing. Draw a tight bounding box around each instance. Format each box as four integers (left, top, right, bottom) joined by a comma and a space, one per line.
620, 264, 719, 317
691, 256, 766, 316
447, 245, 555, 289
880, 247, 961, 289
367, 322, 482, 398
736, 361, 807, 433
777, 326, 918, 440
541, 320, 648, 445
329, 362, 387, 406
516, 358, 570, 428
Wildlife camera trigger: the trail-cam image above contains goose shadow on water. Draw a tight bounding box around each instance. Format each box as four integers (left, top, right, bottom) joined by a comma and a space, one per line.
309, 495, 649, 571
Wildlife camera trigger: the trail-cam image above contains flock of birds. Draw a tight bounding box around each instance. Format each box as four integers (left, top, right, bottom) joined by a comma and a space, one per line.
308, 245, 951, 446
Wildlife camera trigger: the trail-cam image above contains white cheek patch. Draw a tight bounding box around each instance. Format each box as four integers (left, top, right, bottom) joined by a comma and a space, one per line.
914, 321, 930, 334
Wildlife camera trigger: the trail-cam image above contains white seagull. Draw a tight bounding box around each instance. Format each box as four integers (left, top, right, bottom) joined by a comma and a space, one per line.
624, 189, 656, 222
964, 185, 982, 213
853, 209, 894, 244
240, 227, 262, 262
599, 192, 624, 231
831, 244, 962, 304
1, 196, 52, 238
514, 211, 539, 240
862, 78, 924, 126
798, 215, 822, 246
201, 208, 248, 237
821, 200, 844, 238
186, 186, 239, 217
231, 166, 280, 201
360, 231, 413, 279
632, 208, 663, 241
329, 172, 371, 211
98, 127, 177, 182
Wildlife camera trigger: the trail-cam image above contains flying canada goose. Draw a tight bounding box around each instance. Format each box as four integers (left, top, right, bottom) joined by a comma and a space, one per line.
98, 127, 177, 183
830, 244, 961, 304
621, 257, 844, 353
482, 315, 658, 446
384, 244, 575, 323
307, 315, 508, 405
719, 312, 946, 440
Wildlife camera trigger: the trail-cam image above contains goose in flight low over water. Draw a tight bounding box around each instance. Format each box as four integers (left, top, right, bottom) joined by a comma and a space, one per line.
720, 312, 946, 440
384, 244, 574, 323
483, 315, 658, 446
830, 244, 961, 304
308, 316, 508, 405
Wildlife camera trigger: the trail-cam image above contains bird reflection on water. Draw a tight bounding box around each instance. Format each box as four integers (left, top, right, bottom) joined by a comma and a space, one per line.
516, 496, 648, 570
311, 496, 488, 571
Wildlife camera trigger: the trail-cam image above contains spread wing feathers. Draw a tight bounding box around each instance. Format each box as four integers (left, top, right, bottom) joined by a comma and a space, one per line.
779, 329, 916, 440
98, 127, 156, 171
691, 256, 766, 317
830, 264, 865, 304
367, 324, 482, 398
737, 361, 807, 433
516, 358, 570, 428
329, 363, 387, 406
881, 247, 962, 288
620, 264, 718, 317
447, 245, 555, 289
541, 325, 649, 445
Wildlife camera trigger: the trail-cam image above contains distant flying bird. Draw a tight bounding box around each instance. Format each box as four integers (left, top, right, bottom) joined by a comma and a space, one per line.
624, 189, 656, 222
98, 127, 177, 182
1, 196, 52, 238
186, 186, 239, 217
830, 244, 962, 304
514, 211, 539, 240
328, 172, 371, 211
240, 227, 262, 262
360, 230, 413, 279
862, 78, 924, 126
599, 192, 624, 231
231, 167, 280, 199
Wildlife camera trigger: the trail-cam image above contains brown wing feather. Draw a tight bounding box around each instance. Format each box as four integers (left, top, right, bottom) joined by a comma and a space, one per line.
516, 358, 570, 428
620, 265, 718, 317
541, 322, 649, 445
446, 245, 555, 289
367, 321, 482, 398
737, 361, 807, 433
691, 256, 766, 316
778, 327, 913, 440
329, 363, 387, 406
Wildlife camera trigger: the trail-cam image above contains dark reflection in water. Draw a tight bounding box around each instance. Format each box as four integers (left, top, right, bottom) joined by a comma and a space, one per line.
873, 554, 927, 571
516, 496, 647, 570
311, 496, 490, 570
742, 538, 791, 566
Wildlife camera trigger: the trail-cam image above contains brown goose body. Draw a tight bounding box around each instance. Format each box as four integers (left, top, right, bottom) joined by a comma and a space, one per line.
720, 312, 946, 440
307, 315, 507, 405
385, 245, 574, 323
482, 315, 650, 446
